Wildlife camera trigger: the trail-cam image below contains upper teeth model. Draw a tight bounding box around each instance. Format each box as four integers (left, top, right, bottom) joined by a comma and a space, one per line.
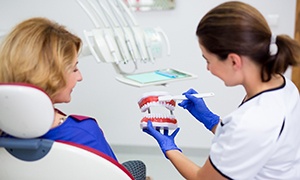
138, 91, 178, 130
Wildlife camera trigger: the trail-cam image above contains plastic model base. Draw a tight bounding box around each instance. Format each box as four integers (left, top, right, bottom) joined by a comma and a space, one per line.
138, 91, 178, 130
140, 121, 178, 130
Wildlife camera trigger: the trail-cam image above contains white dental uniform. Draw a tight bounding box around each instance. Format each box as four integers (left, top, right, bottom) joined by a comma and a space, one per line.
210, 76, 300, 180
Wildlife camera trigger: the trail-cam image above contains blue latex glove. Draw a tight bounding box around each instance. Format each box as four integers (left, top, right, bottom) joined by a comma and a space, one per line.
143, 121, 181, 159
178, 88, 219, 131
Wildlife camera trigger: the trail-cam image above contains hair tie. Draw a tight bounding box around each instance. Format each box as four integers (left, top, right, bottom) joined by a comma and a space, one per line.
269, 34, 278, 56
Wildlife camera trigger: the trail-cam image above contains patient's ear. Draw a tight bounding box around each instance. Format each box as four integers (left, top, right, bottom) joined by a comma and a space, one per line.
227, 53, 242, 70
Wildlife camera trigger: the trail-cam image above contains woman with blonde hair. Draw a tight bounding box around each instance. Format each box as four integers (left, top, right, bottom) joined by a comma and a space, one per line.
0, 16, 118, 159
0, 17, 147, 180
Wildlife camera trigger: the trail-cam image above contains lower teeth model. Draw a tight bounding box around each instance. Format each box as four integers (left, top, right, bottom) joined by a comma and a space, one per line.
138, 91, 178, 130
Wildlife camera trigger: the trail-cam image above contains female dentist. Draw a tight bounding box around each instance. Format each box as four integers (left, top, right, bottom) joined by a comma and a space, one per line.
143, 1, 300, 179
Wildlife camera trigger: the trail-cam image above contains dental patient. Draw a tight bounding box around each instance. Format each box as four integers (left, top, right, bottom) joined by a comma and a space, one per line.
0, 17, 146, 180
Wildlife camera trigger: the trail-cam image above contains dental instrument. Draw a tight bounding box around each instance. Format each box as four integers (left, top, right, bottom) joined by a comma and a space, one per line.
115, 0, 149, 62
158, 92, 215, 101
97, 0, 130, 64
106, 0, 138, 66
79, 0, 121, 64
86, 0, 121, 64
155, 70, 178, 78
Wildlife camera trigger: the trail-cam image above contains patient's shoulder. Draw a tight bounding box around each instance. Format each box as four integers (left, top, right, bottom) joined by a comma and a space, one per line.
55, 109, 96, 122
69, 114, 96, 122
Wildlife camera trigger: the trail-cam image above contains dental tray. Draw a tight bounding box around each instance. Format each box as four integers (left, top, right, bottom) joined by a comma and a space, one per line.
115, 68, 197, 87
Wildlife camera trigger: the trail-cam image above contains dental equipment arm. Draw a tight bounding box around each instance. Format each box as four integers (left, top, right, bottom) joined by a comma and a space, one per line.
77, 0, 195, 87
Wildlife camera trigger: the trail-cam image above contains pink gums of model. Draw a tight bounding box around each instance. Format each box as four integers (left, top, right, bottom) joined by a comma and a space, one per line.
138, 91, 178, 130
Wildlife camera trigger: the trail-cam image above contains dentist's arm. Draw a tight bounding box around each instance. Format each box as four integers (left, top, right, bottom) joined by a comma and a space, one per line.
143, 121, 226, 180
166, 150, 227, 180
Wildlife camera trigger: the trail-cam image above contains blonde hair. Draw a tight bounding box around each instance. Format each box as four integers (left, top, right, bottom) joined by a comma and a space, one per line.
0, 17, 82, 99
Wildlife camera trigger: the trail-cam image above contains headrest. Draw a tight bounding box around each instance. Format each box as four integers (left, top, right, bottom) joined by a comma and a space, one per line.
0, 83, 54, 138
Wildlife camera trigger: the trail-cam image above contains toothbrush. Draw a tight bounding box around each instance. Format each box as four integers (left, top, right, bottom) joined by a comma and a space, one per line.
158, 92, 215, 101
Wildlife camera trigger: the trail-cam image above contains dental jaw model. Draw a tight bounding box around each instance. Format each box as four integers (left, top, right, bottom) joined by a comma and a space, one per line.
138, 91, 178, 130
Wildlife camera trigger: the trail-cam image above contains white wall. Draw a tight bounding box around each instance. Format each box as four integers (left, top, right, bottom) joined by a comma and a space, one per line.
0, 0, 296, 179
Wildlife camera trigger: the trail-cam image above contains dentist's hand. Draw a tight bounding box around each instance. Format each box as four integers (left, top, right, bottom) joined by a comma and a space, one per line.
143, 121, 181, 159
178, 88, 219, 131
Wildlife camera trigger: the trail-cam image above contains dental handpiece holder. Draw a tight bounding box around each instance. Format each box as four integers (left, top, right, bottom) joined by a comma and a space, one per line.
78, 0, 197, 87
84, 26, 169, 67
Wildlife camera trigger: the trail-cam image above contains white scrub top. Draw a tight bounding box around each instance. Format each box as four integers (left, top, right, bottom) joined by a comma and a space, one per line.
210, 76, 300, 180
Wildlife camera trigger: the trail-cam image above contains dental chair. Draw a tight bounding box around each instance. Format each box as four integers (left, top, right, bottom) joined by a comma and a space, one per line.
0, 83, 134, 180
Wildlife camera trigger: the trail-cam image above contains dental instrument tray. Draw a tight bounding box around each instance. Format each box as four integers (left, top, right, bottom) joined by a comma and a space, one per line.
115, 68, 197, 87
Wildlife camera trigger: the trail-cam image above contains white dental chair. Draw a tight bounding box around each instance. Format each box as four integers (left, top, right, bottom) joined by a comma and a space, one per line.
0, 83, 134, 180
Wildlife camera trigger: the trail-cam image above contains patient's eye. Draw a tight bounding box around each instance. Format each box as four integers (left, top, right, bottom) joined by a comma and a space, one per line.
73, 67, 79, 72
73, 61, 79, 72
